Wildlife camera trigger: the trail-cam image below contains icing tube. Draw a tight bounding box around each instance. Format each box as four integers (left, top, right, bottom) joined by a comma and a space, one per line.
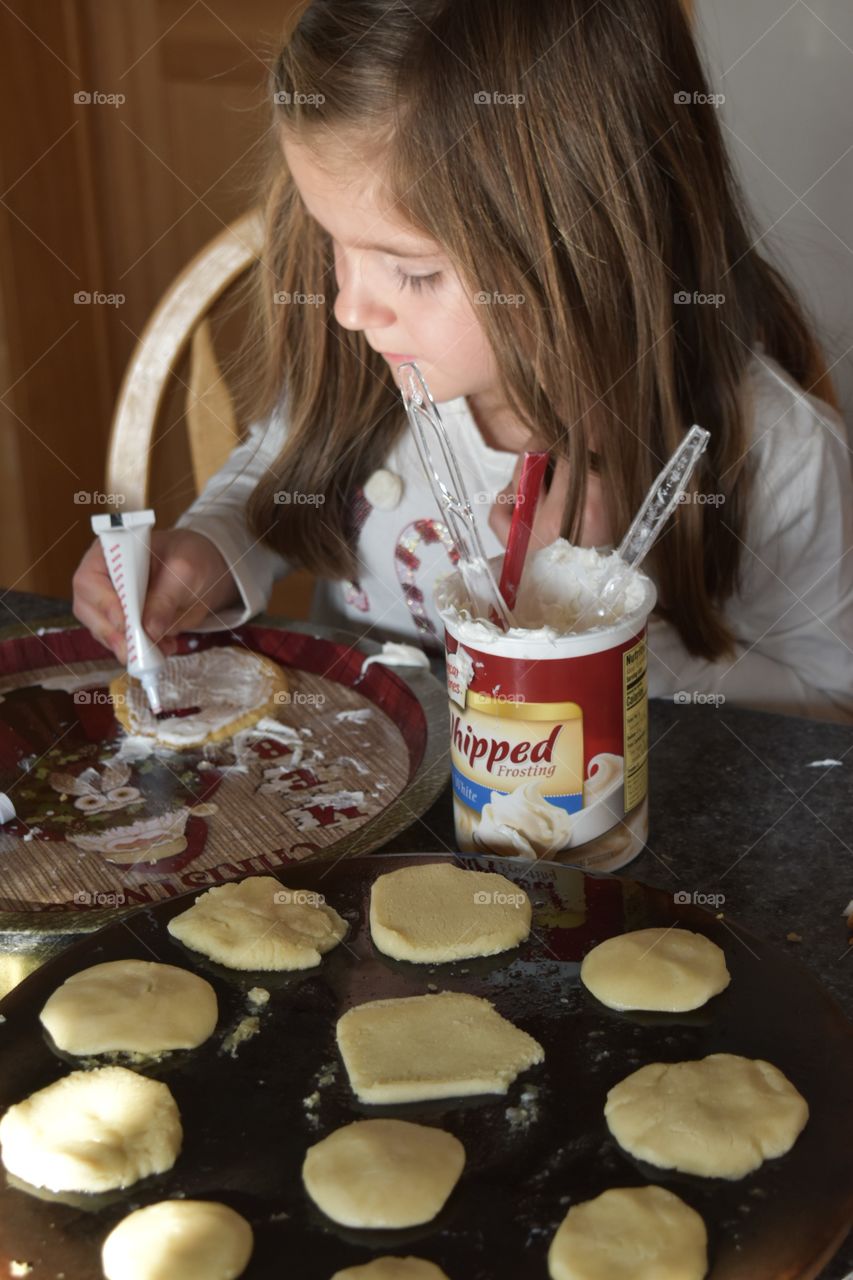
91, 510, 165, 714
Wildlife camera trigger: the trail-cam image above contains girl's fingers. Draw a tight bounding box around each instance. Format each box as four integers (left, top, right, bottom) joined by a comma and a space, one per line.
72, 540, 126, 634
72, 598, 127, 663
143, 558, 206, 643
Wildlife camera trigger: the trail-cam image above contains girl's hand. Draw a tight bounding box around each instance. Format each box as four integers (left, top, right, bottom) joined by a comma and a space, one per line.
488, 455, 612, 551
72, 528, 241, 664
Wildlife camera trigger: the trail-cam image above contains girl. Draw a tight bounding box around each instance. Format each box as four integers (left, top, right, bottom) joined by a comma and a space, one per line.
73, 0, 853, 721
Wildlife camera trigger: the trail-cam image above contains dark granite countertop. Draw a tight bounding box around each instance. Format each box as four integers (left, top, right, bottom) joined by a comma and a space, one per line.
2, 588, 851, 1278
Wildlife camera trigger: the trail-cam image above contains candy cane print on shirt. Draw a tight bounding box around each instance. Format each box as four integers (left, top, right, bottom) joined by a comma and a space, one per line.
395, 518, 459, 639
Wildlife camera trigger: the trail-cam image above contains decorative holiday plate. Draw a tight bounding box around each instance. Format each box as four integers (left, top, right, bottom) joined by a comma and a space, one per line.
0, 615, 448, 932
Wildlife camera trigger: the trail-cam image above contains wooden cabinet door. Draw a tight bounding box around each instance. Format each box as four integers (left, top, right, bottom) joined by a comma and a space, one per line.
0, 0, 300, 604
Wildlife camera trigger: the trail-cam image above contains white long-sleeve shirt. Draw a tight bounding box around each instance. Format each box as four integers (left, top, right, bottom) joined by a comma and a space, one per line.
176, 349, 853, 722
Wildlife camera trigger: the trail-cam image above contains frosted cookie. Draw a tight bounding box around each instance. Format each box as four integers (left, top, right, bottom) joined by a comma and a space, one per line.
369, 862, 531, 963
0, 1065, 181, 1192
548, 1185, 707, 1280
337, 991, 544, 1103
167, 876, 347, 971
102, 1200, 253, 1280
580, 928, 730, 1012
605, 1053, 809, 1179
332, 1261, 449, 1280
40, 960, 218, 1055
303, 1119, 464, 1228
111, 646, 289, 749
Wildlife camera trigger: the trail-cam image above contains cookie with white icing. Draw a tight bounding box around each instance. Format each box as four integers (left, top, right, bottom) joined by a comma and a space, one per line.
111, 646, 289, 749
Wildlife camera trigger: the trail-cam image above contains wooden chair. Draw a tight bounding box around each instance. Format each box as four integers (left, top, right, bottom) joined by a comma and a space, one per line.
106, 208, 264, 509
105, 207, 315, 617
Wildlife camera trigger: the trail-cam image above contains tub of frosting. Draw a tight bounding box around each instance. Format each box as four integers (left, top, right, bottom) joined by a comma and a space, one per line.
435, 539, 657, 871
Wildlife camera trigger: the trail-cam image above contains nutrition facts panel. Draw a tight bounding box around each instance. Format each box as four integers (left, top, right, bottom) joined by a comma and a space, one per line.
622, 637, 648, 812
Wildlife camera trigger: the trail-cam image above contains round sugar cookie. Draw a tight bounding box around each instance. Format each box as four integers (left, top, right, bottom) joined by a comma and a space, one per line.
605, 1053, 808, 1179
332, 1261, 449, 1280
547, 1185, 707, 1280
0, 1065, 182, 1192
40, 960, 218, 1055
167, 875, 347, 971
580, 928, 730, 1012
111, 646, 288, 749
369, 862, 531, 963
102, 1200, 253, 1280
302, 1119, 465, 1228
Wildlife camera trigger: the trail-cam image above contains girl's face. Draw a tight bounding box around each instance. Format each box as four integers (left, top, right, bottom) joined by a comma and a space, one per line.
282, 134, 501, 406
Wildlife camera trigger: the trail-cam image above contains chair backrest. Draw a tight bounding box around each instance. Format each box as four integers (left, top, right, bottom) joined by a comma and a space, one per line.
106, 209, 263, 509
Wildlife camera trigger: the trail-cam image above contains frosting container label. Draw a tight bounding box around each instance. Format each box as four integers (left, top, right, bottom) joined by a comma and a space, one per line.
444, 628, 650, 870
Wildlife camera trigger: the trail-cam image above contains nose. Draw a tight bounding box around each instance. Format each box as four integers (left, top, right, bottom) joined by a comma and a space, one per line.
332, 253, 396, 333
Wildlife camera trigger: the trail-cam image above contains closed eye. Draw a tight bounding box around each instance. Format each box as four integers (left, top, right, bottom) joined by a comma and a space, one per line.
393, 264, 442, 293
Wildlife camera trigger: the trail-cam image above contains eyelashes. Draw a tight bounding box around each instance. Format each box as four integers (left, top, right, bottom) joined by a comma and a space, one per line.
393, 264, 442, 293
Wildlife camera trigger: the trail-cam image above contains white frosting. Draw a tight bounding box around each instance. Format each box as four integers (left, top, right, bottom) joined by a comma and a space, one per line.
466, 755, 627, 859
122, 649, 280, 748
114, 735, 157, 762
455, 646, 475, 689
583, 752, 623, 804
335, 755, 369, 775
436, 539, 649, 642
363, 468, 404, 511
291, 790, 365, 830
361, 642, 430, 672
336, 709, 373, 724
231, 717, 304, 768
474, 778, 574, 859
569, 753, 626, 846
39, 667, 124, 693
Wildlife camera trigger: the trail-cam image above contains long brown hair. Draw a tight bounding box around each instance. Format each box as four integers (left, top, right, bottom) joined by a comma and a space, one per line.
245, 0, 833, 659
